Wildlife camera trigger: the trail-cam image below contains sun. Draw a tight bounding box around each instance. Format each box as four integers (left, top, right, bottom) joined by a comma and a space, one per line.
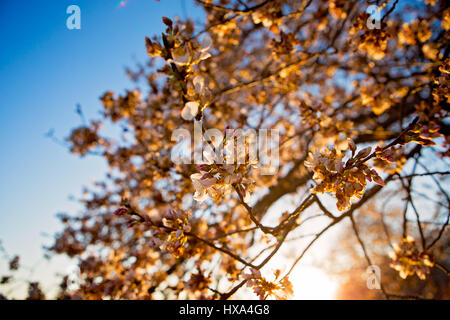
289, 266, 338, 300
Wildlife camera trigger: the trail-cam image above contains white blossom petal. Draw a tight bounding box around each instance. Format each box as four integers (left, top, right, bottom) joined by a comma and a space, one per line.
203, 147, 217, 164
172, 51, 190, 66
181, 101, 199, 120
198, 51, 211, 61
193, 75, 205, 93
200, 35, 212, 52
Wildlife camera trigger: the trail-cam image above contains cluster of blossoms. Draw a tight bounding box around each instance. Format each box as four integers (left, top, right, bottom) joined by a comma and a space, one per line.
400, 123, 442, 147
191, 164, 254, 203
305, 139, 385, 211
357, 28, 390, 60
374, 146, 394, 163
389, 237, 434, 280
66, 121, 103, 156
181, 75, 212, 120
401, 18, 440, 61
250, 4, 283, 32
397, 16, 438, 60
297, 102, 329, 129
270, 31, 298, 58
155, 209, 192, 258
435, 59, 450, 100
428, 59, 450, 130
359, 84, 406, 115
145, 17, 212, 121
243, 268, 293, 300
306, 116, 444, 211
100, 90, 142, 122
420, 59, 450, 156
145, 17, 212, 66
185, 268, 212, 294
348, 12, 390, 60
190, 130, 257, 203
328, 0, 348, 20
115, 206, 192, 258
373, 145, 407, 175
167, 33, 211, 68
443, 8, 450, 30
398, 19, 432, 46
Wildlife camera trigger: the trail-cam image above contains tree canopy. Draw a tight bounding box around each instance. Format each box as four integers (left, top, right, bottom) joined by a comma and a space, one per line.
2, 0, 449, 300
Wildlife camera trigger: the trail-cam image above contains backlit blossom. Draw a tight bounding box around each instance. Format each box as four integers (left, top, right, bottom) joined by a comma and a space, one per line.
390, 237, 434, 280
305, 142, 386, 211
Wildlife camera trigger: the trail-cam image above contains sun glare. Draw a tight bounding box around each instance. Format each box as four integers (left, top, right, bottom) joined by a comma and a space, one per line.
290, 267, 338, 300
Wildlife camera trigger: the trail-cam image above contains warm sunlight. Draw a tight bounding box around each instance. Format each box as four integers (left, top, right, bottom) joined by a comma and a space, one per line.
1, 0, 448, 304
290, 267, 337, 300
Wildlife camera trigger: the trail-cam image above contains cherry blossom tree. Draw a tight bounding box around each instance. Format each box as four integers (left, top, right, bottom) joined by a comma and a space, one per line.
1, 0, 449, 300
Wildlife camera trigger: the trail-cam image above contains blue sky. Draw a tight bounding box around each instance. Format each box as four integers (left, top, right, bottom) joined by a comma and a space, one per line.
0, 0, 203, 295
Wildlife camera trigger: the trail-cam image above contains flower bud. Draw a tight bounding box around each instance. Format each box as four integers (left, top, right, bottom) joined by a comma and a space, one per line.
114, 207, 128, 217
